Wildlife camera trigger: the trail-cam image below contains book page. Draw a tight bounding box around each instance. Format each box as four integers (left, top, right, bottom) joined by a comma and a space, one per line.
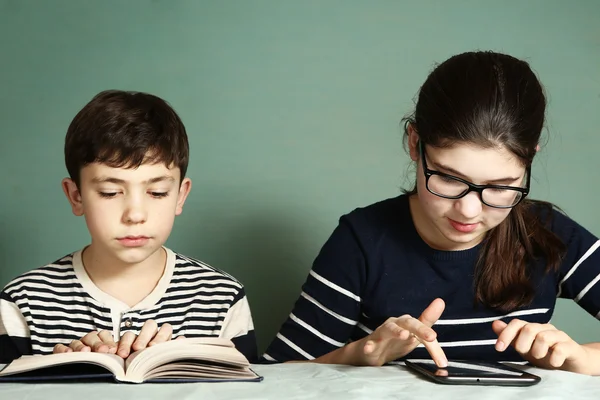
137, 357, 258, 382
146, 362, 258, 380
0, 352, 126, 380
124, 337, 235, 371
123, 337, 248, 382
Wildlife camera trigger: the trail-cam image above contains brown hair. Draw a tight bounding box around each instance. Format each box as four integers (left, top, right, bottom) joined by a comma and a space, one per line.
65, 90, 189, 186
403, 51, 566, 312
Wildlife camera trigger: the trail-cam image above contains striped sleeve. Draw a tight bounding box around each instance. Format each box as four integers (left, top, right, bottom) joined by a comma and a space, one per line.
0, 289, 32, 363
2, 260, 106, 357
220, 287, 258, 363
554, 211, 600, 319
262, 218, 366, 362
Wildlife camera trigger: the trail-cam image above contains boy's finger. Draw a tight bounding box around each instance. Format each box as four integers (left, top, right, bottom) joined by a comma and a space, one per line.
69, 340, 91, 352
149, 323, 173, 346
53, 344, 73, 354
117, 331, 137, 358
98, 330, 118, 353
132, 320, 159, 351
80, 331, 109, 353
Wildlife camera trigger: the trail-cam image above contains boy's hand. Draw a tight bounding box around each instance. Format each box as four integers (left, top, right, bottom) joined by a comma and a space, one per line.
53, 320, 185, 359
118, 320, 185, 358
53, 330, 117, 355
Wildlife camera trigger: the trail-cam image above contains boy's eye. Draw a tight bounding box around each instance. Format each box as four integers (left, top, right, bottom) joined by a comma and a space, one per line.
98, 192, 118, 198
150, 192, 169, 198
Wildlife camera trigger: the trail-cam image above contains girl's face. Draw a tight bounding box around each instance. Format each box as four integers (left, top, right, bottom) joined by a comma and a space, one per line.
407, 127, 528, 251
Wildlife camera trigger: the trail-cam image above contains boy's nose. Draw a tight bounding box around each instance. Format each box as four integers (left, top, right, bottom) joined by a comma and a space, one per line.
122, 202, 147, 224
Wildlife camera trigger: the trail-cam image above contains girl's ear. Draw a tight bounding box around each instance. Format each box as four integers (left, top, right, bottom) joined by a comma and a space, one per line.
407, 123, 420, 162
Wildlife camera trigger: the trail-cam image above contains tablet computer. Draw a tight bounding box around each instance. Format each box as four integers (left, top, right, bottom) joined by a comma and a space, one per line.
404, 359, 541, 386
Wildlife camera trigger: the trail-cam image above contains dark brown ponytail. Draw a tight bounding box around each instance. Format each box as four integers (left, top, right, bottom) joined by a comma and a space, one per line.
475, 199, 566, 311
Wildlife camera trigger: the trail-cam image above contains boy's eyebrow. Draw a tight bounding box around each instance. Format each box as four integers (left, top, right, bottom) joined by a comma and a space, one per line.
430, 161, 520, 184
91, 176, 176, 185
145, 176, 176, 184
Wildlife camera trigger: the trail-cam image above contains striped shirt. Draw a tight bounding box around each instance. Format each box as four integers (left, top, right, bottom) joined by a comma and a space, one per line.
262, 195, 600, 363
0, 247, 257, 363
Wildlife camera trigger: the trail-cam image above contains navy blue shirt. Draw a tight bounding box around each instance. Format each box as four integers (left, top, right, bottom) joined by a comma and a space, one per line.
263, 195, 600, 362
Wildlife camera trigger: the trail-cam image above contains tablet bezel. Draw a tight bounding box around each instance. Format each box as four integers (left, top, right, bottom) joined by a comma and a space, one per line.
404, 359, 542, 386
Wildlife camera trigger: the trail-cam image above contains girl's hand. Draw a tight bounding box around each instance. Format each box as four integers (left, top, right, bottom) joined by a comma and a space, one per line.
357, 298, 447, 367
493, 319, 591, 374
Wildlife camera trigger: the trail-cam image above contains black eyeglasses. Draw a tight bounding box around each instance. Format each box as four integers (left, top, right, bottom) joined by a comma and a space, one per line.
420, 143, 530, 209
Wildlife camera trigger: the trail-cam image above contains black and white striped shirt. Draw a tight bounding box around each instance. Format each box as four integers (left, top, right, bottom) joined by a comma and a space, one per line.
262, 195, 600, 362
0, 248, 257, 363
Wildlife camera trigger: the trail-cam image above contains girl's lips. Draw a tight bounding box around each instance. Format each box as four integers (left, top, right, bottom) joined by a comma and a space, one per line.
448, 219, 479, 233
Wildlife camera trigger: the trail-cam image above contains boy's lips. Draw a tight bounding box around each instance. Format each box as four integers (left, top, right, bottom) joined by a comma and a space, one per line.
117, 236, 151, 247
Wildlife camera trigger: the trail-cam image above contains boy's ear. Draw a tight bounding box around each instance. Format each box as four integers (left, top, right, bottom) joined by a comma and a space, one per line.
62, 178, 84, 216
175, 177, 192, 216
407, 123, 420, 162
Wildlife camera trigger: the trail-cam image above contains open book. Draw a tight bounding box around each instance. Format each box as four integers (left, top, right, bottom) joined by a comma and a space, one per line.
0, 337, 262, 384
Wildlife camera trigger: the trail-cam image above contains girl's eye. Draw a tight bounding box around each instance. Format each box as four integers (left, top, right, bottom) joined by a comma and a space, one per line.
150, 192, 169, 198
440, 176, 459, 184
98, 192, 118, 198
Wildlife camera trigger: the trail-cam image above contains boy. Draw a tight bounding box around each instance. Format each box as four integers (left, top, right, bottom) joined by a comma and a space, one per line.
0, 90, 257, 363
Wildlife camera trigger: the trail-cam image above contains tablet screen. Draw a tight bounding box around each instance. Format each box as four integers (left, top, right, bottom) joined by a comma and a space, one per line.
407, 359, 524, 377
404, 359, 541, 386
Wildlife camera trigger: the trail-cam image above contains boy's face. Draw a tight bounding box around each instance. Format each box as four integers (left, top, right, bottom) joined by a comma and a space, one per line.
62, 161, 191, 266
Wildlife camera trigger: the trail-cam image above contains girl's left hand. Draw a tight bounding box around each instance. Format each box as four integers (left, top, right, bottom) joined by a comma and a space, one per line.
492, 319, 591, 374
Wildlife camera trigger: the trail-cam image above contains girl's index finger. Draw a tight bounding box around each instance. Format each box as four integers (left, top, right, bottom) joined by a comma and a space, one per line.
421, 338, 448, 368
397, 316, 447, 367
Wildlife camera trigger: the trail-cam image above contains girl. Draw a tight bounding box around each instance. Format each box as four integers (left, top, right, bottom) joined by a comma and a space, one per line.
263, 51, 600, 375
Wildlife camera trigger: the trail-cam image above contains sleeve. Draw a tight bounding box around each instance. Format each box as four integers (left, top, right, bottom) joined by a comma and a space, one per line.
0, 289, 32, 363
220, 286, 258, 363
553, 211, 600, 319
261, 217, 367, 362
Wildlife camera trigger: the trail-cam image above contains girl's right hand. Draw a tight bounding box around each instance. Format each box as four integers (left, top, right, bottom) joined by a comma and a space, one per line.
356, 298, 447, 367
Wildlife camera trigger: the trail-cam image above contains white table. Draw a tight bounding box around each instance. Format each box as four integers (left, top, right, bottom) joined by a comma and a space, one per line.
1, 362, 598, 399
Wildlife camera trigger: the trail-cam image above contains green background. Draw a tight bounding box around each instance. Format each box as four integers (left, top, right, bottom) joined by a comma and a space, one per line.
1, 0, 599, 353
